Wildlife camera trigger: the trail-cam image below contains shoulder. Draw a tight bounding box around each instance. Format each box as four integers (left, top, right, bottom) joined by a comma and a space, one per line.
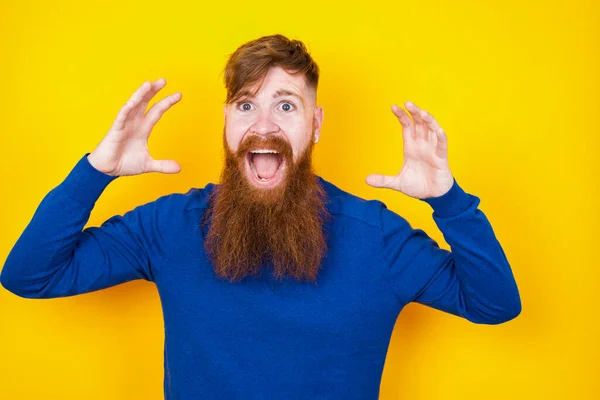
318, 176, 399, 230
175, 183, 217, 212
128, 182, 217, 223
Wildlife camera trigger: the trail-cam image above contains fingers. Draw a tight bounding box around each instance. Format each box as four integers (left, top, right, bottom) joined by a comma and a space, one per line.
405, 101, 429, 140
391, 104, 416, 140
112, 80, 153, 130
148, 159, 181, 174
137, 78, 167, 116
365, 173, 396, 189
401, 101, 448, 154
112, 101, 136, 131
434, 126, 448, 157
418, 108, 441, 131
112, 79, 173, 131
143, 92, 183, 130
420, 109, 448, 155
412, 104, 448, 156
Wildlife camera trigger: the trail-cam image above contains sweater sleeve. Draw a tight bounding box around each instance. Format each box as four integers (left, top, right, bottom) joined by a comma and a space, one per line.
0, 153, 166, 299
380, 178, 522, 324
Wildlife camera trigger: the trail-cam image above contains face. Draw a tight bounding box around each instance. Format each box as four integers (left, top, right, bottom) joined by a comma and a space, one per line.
223, 66, 324, 191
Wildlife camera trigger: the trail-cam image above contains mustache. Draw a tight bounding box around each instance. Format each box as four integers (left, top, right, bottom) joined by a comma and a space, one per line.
236, 135, 294, 163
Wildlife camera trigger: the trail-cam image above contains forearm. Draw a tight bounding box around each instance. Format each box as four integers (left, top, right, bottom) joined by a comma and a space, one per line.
0, 154, 116, 297
420, 180, 521, 323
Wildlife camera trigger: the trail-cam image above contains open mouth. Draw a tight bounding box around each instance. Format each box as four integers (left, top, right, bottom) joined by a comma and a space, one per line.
245, 149, 287, 188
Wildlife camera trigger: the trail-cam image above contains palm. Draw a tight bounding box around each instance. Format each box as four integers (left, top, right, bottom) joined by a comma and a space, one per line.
94, 134, 153, 177
101, 104, 159, 176
366, 101, 454, 199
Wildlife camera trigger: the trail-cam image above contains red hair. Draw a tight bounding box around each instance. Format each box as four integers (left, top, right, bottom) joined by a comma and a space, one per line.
223, 34, 320, 104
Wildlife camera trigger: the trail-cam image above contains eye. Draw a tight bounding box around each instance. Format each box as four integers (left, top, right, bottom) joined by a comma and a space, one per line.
278, 101, 295, 112
237, 102, 254, 111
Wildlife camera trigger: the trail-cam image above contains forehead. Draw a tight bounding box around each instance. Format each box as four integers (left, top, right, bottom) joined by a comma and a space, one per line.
243, 66, 313, 101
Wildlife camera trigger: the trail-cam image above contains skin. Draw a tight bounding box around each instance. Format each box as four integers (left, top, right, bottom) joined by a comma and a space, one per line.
365, 102, 455, 199
88, 70, 454, 200
87, 78, 182, 176
223, 65, 324, 189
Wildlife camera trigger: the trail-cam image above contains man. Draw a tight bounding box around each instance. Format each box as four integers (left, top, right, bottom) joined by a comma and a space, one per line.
0, 34, 521, 399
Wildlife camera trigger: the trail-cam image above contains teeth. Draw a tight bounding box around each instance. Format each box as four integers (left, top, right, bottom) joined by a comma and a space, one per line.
250, 149, 279, 154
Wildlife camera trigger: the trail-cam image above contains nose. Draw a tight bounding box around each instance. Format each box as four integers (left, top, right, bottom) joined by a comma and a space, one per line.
249, 108, 279, 137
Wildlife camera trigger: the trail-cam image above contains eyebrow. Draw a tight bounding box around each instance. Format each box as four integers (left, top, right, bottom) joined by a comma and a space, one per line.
272, 89, 302, 102
237, 88, 303, 102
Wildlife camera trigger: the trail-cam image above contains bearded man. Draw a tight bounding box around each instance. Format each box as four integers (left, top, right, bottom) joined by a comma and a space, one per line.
1, 34, 521, 399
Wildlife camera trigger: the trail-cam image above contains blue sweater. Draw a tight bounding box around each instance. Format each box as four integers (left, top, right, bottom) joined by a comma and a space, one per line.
1, 153, 521, 399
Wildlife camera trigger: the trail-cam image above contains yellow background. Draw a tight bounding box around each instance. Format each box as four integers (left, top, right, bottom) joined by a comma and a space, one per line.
1, 0, 598, 398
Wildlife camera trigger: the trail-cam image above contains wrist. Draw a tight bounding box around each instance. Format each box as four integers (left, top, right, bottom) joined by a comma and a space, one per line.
87, 152, 118, 176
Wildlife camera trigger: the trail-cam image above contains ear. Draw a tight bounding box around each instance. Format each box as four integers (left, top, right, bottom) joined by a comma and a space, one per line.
223, 105, 227, 125
313, 105, 324, 138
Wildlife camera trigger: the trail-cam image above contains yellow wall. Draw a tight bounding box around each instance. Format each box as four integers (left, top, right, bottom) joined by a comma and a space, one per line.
1, 0, 598, 398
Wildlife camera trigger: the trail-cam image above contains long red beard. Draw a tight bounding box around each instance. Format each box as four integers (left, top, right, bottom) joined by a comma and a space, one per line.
202, 132, 330, 283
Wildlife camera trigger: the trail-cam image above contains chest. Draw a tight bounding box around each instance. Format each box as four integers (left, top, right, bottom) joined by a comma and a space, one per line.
156, 218, 401, 348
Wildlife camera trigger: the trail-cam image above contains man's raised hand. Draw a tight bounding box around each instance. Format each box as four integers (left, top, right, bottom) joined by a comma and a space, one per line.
87, 78, 182, 176
366, 101, 455, 199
